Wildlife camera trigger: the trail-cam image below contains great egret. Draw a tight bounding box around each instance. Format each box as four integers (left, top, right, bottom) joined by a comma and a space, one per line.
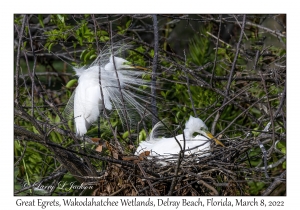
64, 45, 150, 136
135, 116, 224, 161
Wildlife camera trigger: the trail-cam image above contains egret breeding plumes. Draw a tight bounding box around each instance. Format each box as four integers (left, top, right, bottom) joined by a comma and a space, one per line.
135, 116, 224, 161
64, 44, 151, 136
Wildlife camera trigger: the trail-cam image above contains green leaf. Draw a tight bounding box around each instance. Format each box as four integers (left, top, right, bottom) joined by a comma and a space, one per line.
98, 30, 108, 36
22, 41, 27, 49
84, 50, 92, 62
38, 15, 44, 28
47, 43, 54, 53
217, 48, 226, 55
90, 54, 97, 60
122, 131, 129, 139
138, 129, 146, 141
80, 49, 87, 60
57, 14, 65, 24
32, 126, 39, 134
126, 20, 132, 28
248, 181, 266, 195
54, 115, 61, 124
100, 36, 109, 42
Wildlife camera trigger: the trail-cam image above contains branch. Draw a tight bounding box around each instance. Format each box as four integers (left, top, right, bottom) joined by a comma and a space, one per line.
259, 71, 276, 156
224, 14, 246, 102
151, 14, 159, 126
262, 170, 286, 196
137, 163, 159, 195
210, 14, 222, 86
211, 14, 246, 133
184, 50, 197, 117
15, 15, 27, 103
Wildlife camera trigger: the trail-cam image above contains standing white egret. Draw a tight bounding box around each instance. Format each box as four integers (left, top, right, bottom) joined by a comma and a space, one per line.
64, 44, 150, 136
135, 116, 224, 160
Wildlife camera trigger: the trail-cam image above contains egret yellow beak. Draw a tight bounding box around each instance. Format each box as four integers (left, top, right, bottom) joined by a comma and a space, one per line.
132, 65, 149, 71
123, 61, 149, 71
204, 130, 225, 147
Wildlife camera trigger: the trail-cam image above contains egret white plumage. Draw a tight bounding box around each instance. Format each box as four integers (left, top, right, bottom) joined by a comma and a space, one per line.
64, 44, 150, 136
135, 116, 224, 160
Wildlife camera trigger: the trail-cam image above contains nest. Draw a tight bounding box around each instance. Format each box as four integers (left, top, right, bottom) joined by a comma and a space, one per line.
90, 137, 275, 196
14, 121, 285, 196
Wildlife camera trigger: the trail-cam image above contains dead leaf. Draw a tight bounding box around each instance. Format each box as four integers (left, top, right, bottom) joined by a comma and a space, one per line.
118, 178, 123, 186
95, 145, 103, 152
113, 151, 118, 160
131, 189, 137, 196
106, 184, 111, 194
91, 137, 101, 142
138, 151, 150, 160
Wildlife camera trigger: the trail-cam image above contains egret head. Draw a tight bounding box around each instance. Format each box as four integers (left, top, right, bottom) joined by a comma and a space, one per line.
185, 116, 224, 147
185, 116, 208, 134
109, 56, 132, 70
106, 56, 148, 71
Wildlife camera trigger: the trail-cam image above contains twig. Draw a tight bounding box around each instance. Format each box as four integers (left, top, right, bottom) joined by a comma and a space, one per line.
273, 82, 286, 129
205, 84, 253, 124
168, 151, 184, 196
206, 32, 231, 48
245, 20, 285, 38
14, 125, 161, 178
211, 15, 246, 132
262, 170, 286, 196
137, 163, 159, 195
110, 187, 126, 196
198, 180, 219, 195
109, 21, 132, 142
183, 49, 197, 117
15, 108, 95, 144
257, 155, 286, 170
209, 17, 286, 38
232, 15, 248, 40
216, 90, 267, 137
182, 168, 219, 195
14, 141, 27, 167
273, 82, 286, 119
210, 14, 222, 87
92, 15, 102, 139
24, 50, 81, 62
151, 14, 159, 127
259, 71, 276, 156
163, 54, 262, 126
256, 138, 269, 179
16, 72, 73, 78
224, 14, 246, 100
27, 17, 38, 117
15, 14, 27, 104
252, 50, 269, 179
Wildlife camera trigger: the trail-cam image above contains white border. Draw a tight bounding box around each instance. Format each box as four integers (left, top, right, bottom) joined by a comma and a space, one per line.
4, 1, 297, 209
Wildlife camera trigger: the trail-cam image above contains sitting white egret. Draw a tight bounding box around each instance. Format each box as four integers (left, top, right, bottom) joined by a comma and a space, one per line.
64, 44, 150, 136
135, 116, 224, 160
